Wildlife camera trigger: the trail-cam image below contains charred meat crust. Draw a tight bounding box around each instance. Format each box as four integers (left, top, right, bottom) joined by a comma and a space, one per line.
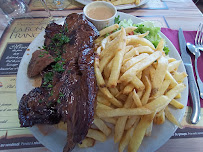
18, 13, 99, 152
27, 50, 54, 78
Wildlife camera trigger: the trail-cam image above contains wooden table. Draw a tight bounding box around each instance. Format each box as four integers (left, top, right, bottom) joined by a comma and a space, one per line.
0, 0, 202, 152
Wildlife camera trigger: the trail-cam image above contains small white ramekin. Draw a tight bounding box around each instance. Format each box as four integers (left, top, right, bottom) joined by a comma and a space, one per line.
83, 1, 117, 31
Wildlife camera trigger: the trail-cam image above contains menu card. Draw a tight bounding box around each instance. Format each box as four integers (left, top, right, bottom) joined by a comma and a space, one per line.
0, 17, 51, 150
0, 16, 202, 151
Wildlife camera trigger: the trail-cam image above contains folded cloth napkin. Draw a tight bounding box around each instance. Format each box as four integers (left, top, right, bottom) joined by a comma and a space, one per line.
161, 28, 203, 107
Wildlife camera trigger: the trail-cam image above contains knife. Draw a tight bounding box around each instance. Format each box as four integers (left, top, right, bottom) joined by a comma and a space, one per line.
178, 28, 201, 124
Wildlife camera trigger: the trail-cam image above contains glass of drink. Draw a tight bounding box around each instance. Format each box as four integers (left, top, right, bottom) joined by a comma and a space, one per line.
0, 0, 28, 20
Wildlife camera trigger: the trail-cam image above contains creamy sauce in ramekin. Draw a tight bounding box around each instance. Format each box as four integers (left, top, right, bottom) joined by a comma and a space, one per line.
86, 6, 114, 20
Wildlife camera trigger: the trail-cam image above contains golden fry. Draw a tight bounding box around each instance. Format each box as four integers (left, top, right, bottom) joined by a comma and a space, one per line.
151, 56, 168, 96
99, 34, 124, 72
56, 121, 67, 131
121, 53, 149, 73
97, 95, 111, 106
123, 47, 139, 61
96, 102, 113, 110
115, 116, 128, 143
131, 76, 145, 90
153, 79, 170, 98
114, 92, 134, 143
112, 0, 136, 6
154, 109, 165, 125
137, 46, 154, 54
101, 117, 117, 125
87, 129, 107, 142
94, 116, 112, 136
99, 87, 123, 107
107, 27, 127, 87
128, 112, 156, 152
165, 83, 186, 100
165, 106, 182, 128
156, 38, 165, 53
94, 56, 106, 88
170, 99, 184, 109
172, 71, 187, 83
168, 60, 181, 72
78, 138, 95, 148
135, 0, 141, 5
119, 123, 136, 152
132, 89, 142, 107
123, 83, 134, 95
125, 115, 140, 130
165, 71, 178, 89
96, 107, 151, 118
145, 122, 153, 136
92, 24, 186, 152
127, 35, 155, 50
109, 87, 120, 96
99, 24, 119, 37
103, 59, 113, 79
141, 76, 151, 105
119, 51, 162, 83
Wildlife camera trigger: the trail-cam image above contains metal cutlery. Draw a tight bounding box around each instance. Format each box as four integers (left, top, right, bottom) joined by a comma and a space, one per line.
178, 28, 201, 124
187, 23, 203, 99
195, 23, 203, 51
187, 42, 203, 99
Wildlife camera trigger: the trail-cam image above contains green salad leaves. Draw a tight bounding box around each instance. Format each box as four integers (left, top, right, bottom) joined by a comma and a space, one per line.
114, 16, 170, 55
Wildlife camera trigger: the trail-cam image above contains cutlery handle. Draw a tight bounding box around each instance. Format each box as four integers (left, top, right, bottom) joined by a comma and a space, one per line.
185, 64, 201, 124
195, 56, 203, 99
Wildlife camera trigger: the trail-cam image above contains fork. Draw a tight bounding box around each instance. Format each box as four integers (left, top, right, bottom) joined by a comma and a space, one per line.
194, 23, 203, 99
195, 23, 203, 51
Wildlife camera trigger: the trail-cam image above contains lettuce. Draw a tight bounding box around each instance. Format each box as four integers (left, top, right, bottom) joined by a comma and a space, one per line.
134, 22, 170, 55
119, 19, 135, 28
114, 16, 170, 55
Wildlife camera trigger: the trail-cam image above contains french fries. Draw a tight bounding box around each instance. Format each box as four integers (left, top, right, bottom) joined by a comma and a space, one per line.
98, 0, 141, 6
128, 112, 156, 152
78, 24, 187, 152
78, 138, 95, 148
87, 129, 107, 142
107, 27, 127, 87
94, 115, 112, 136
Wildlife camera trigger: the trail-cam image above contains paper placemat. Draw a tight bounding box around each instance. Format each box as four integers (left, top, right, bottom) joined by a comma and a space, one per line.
0, 16, 202, 151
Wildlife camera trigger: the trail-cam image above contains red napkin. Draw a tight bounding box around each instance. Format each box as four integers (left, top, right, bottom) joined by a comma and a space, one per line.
161, 28, 203, 107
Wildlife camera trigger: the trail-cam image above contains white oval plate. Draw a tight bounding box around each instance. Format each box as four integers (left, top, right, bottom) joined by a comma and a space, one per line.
16, 12, 188, 152
75, 0, 150, 10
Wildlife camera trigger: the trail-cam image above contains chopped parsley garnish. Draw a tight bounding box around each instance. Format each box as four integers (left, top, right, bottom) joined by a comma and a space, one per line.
38, 51, 49, 58
52, 33, 70, 47
114, 15, 120, 24
54, 56, 62, 62
38, 26, 71, 104
50, 90, 53, 96
59, 92, 64, 97
39, 54, 44, 57
42, 45, 47, 50
64, 25, 68, 33
47, 84, 53, 88
57, 99, 61, 103
44, 72, 53, 84
52, 62, 65, 72
105, 33, 110, 38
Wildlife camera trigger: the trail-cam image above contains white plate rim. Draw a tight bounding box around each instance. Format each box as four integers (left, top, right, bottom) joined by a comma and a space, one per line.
16, 12, 188, 152
75, 0, 150, 10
